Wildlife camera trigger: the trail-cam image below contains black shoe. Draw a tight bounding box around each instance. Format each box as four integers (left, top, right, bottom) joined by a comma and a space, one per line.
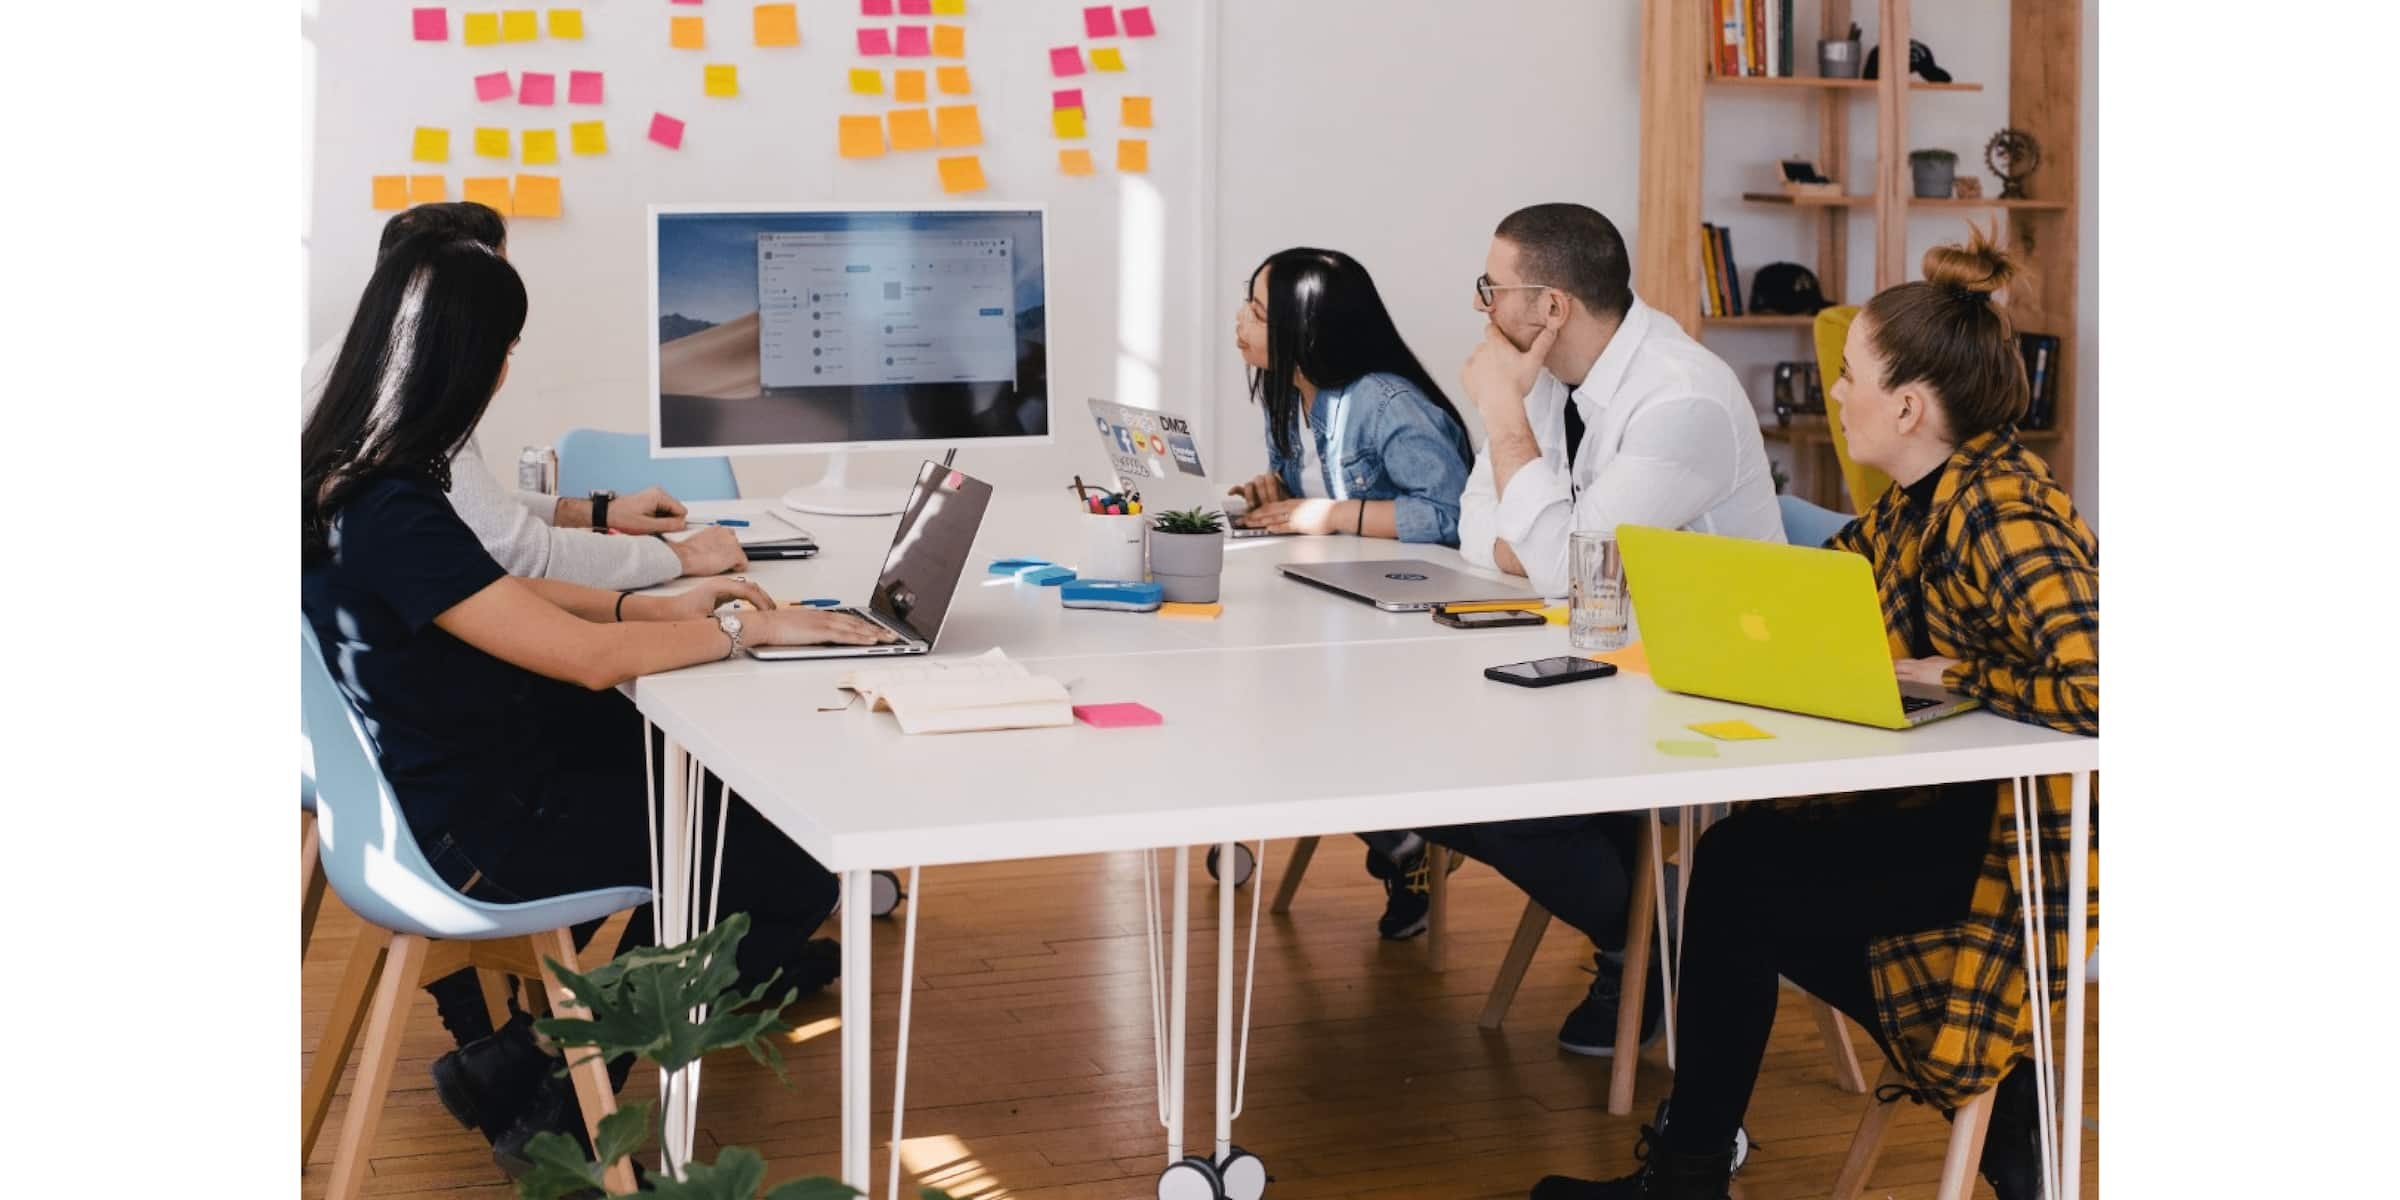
1971, 1058, 2044, 1200
1377, 850, 1432, 940
1531, 1125, 1734, 1199
1557, 947, 1664, 1057
490, 1074, 654, 1193
431, 1012, 555, 1142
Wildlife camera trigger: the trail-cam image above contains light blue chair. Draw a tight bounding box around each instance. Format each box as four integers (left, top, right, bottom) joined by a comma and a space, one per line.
300, 621, 647, 1197
1779, 492, 1853, 550
557, 428, 739, 502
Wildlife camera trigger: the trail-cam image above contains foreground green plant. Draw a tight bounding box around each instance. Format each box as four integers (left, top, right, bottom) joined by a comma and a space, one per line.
1151, 506, 1225, 535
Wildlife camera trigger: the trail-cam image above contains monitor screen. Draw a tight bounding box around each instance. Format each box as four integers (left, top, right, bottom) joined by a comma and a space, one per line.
650, 205, 1049, 455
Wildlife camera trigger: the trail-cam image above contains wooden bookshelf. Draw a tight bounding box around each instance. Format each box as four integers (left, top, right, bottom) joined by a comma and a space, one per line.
1909, 196, 2071, 211
1710, 74, 1983, 93
1742, 191, 1875, 207
1704, 314, 1818, 328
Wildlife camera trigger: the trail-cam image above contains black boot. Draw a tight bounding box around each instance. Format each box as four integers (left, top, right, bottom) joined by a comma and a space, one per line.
1973, 1059, 2044, 1200
430, 1011, 554, 1142
1530, 1126, 1735, 1199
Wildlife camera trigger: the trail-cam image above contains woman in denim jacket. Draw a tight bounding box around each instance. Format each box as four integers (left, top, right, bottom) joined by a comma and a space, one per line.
1229, 248, 1473, 546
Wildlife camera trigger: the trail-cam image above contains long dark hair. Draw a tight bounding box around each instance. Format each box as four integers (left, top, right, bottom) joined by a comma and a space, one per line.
302, 237, 527, 561
1245, 248, 1469, 463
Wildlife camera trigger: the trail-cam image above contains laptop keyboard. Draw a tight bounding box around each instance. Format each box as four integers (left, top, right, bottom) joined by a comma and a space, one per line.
1900, 695, 1942, 713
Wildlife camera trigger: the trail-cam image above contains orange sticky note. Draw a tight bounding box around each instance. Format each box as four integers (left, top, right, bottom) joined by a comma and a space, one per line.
1091, 46, 1125, 71
753, 3, 801, 47
412, 127, 450, 163
569, 120, 607, 155
937, 154, 986, 194
463, 176, 513, 215
501, 9, 539, 41
513, 173, 562, 218
1122, 95, 1153, 128
475, 127, 510, 159
1117, 137, 1148, 173
1590, 642, 1651, 676
1058, 147, 1095, 176
704, 64, 739, 97
849, 69, 884, 95
547, 8, 584, 38
522, 128, 559, 164
838, 114, 887, 158
933, 103, 981, 148
670, 15, 705, 48
894, 69, 926, 102
371, 175, 408, 210
932, 23, 965, 57
935, 65, 971, 95
1157, 602, 1221, 620
887, 107, 935, 151
408, 174, 448, 204
463, 12, 500, 45
1051, 107, 1085, 138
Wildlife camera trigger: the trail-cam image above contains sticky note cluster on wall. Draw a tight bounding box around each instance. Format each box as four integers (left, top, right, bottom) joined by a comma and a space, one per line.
848, 0, 983, 193
1050, 7, 1159, 177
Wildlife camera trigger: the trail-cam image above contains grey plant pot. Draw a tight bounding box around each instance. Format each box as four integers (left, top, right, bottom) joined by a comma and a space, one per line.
1148, 531, 1224, 603
1910, 157, 1956, 199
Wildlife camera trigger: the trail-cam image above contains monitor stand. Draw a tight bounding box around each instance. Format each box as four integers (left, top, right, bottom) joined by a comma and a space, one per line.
780, 452, 906, 518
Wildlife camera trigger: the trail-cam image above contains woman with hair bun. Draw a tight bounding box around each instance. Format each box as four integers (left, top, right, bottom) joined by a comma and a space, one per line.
1529, 228, 2098, 1200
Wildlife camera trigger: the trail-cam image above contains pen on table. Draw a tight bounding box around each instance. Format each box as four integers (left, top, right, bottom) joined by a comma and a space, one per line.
691, 517, 750, 527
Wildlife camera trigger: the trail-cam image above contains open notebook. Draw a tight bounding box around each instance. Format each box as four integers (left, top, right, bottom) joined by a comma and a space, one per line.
836, 651, 1072, 735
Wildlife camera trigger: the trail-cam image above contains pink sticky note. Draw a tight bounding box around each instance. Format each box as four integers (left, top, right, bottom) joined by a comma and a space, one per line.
648, 112, 686, 149
899, 0, 931, 13
1052, 88, 1085, 110
895, 25, 930, 56
1123, 6, 1156, 37
518, 71, 556, 106
568, 70, 604, 104
1050, 46, 1086, 76
1074, 702, 1162, 729
857, 27, 893, 55
413, 7, 449, 41
475, 72, 513, 102
1084, 6, 1117, 37
861, 0, 894, 14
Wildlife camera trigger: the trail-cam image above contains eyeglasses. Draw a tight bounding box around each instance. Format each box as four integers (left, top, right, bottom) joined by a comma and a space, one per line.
1475, 273, 1550, 307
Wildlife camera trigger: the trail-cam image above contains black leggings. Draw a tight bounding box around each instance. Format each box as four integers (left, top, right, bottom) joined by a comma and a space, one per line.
1660, 785, 1994, 1150
1422, 813, 1640, 951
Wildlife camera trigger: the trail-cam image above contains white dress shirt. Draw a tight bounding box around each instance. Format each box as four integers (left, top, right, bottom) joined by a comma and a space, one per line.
1457, 298, 1785, 597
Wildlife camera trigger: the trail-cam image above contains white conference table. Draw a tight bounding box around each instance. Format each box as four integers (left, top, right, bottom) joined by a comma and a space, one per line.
631, 496, 2099, 1200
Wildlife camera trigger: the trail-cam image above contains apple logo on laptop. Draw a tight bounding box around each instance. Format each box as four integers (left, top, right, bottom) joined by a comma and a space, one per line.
1740, 612, 1772, 642
1384, 572, 1428, 582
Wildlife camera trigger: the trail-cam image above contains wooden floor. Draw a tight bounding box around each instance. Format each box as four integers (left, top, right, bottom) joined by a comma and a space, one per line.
302, 842, 2099, 1198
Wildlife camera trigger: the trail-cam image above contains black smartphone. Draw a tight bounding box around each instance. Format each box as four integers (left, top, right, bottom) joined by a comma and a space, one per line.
1484, 657, 1619, 688
1433, 608, 1548, 630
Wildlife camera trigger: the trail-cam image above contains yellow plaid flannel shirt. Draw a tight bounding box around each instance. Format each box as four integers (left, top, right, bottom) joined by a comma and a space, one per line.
1826, 428, 2099, 1112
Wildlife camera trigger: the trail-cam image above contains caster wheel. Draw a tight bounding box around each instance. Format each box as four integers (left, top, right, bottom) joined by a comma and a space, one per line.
1652, 1100, 1749, 1174
870, 869, 905, 917
1157, 1154, 1221, 1200
1217, 1146, 1268, 1200
1204, 844, 1257, 888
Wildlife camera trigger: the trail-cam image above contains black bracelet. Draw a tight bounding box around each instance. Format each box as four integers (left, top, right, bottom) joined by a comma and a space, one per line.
615, 590, 635, 622
1355, 500, 1368, 536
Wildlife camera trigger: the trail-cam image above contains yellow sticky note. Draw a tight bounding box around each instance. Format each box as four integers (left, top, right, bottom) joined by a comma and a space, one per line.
704, 64, 739, 97
1117, 137, 1149, 173
463, 13, 500, 45
547, 9, 584, 39
932, 0, 966, 13
501, 10, 539, 41
935, 65, 971, 95
753, 3, 801, 47
894, 69, 926, 102
1689, 719, 1775, 741
1051, 106, 1086, 139
887, 108, 935, 151
933, 104, 982, 149
838, 114, 887, 158
513, 173, 562, 218
463, 176, 513, 216
932, 24, 965, 57
569, 120, 607, 155
408, 174, 448, 204
372, 175, 408, 210
475, 127, 511, 159
1058, 147, 1096, 176
412, 127, 450, 164
670, 15, 705, 49
1091, 46, 1125, 71
1122, 95, 1153, 128
1157, 602, 1221, 620
937, 154, 987, 194
522, 129, 559, 165
1589, 641, 1651, 676
849, 69, 884, 95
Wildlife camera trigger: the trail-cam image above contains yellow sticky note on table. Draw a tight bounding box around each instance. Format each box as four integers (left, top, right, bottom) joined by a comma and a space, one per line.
463, 13, 500, 45
1122, 95, 1153, 128
412, 127, 450, 163
1690, 719, 1775, 741
1058, 147, 1096, 176
1589, 641, 1650, 676
501, 10, 539, 41
753, 3, 801, 47
1117, 137, 1149, 173
937, 154, 987, 194
670, 15, 705, 49
569, 120, 607, 155
521, 128, 559, 164
704, 64, 739, 97
475, 127, 511, 159
1158, 602, 1221, 620
463, 176, 513, 215
848, 69, 884, 95
893, 69, 926, 102
408, 174, 448, 204
371, 175, 408, 210
931, 0, 965, 13
547, 9, 584, 39
513, 173, 561, 218
933, 104, 981, 148
837, 114, 887, 158
1091, 46, 1125, 71
935, 65, 972, 95
932, 24, 966, 57
887, 108, 935, 151
1051, 107, 1086, 139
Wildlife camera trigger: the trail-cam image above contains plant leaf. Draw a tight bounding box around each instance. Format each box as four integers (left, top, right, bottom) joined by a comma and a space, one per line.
642, 1146, 769, 1200
534, 913, 798, 1075
761, 1178, 867, 1200
593, 1101, 653, 1169
510, 1130, 602, 1200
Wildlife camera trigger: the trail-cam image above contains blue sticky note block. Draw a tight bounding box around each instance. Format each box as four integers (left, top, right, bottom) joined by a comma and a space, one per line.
988, 557, 1052, 575
1021, 565, 1077, 586
797, 598, 841, 608
1061, 580, 1163, 611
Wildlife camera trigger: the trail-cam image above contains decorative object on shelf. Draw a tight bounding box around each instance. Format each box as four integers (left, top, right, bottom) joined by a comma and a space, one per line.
1908, 149, 1958, 200
1778, 157, 1841, 197
2015, 332, 2062, 429
1772, 361, 1825, 426
1986, 127, 2042, 199
1749, 262, 1829, 316
1953, 177, 1984, 200
1862, 38, 1952, 83
1817, 35, 1861, 79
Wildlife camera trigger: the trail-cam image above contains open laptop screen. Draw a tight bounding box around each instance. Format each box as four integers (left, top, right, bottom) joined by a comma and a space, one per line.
868, 461, 992, 644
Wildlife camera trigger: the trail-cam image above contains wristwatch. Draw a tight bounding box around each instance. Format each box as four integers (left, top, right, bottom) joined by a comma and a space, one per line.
589, 489, 616, 530
716, 612, 745, 660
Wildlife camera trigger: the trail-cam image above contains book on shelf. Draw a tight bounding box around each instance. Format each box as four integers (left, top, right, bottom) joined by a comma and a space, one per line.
1777, 0, 1793, 77
1750, 0, 1767, 76
1718, 224, 1744, 315
1699, 222, 1723, 316
1716, 0, 1740, 77
2016, 332, 2061, 430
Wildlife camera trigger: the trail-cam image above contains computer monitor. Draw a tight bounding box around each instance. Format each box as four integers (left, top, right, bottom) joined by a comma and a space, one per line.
648, 203, 1050, 514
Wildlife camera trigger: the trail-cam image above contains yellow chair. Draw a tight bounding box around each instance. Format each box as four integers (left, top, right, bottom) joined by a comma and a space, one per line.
1811, 306, 1893, 513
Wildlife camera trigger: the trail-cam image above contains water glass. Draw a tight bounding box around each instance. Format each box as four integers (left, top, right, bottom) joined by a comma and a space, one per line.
1569, 530, 1630, 651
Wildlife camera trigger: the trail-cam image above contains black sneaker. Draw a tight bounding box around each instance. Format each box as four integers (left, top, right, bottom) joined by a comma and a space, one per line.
1377, 853, 1432, 940
431, 1012, 555, 1142
490, 1073, 652, 1193
1530, 1123, 1734, 1199
1557, 947, 1665, 1057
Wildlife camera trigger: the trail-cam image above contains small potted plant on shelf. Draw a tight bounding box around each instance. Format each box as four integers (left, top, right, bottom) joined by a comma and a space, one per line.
1148, 507, 1226, 603
1909, 148, 1958, 199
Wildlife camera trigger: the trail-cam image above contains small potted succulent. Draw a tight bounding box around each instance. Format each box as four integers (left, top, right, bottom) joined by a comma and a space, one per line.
1147, 507, 1226, 603
1909, 148, 1958, 199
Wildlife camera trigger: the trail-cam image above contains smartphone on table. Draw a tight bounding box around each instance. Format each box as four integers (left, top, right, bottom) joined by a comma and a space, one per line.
1433, 607, 1548, 630
1484, 657, 1619, 688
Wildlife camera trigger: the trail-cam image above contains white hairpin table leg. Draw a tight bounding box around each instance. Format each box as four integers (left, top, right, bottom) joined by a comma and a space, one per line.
1167, 846, 1190, 1164
2060, 772, 2091, 1200
841, 868, 874, 1189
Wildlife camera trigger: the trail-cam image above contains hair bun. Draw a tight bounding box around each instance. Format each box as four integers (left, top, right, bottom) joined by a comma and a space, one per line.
1920, 222, 2020, 298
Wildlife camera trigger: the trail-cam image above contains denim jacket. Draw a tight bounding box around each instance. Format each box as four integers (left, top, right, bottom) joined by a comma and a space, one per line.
1267, 372, 1471, 546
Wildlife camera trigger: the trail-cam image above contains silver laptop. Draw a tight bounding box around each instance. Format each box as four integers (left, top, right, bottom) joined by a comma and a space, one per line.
748, 461, 991, 661
1279, 559, 1541, 613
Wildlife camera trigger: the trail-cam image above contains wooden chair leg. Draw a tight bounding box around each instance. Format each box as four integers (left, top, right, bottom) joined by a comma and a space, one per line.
1478, 899, 1552, 1030
301, 812, 326, 959
478, 969, 516, 1032
326, 932, 427, 1200
1813, 998, 1871, 1094
1269, 835, 1319, 915
1829, 1062, 1907, 1200
302, 924, 390, 1167
1426, 848, 1452, 972
537, 927, 637, 1195
1608, 818, 1660, 1116
1932, 1085, 1997, 1200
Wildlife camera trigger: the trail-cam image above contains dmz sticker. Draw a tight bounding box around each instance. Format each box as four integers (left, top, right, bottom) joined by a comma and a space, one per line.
1087, 397, 1209, 490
